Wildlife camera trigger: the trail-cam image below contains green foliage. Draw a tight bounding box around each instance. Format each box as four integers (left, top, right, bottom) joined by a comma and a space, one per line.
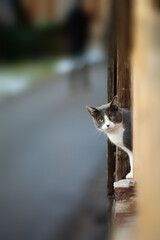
0, 22, 68, 62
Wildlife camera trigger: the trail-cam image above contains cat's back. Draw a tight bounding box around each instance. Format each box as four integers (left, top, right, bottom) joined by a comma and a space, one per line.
107, 108, 132, 152
121, 108, 131, 123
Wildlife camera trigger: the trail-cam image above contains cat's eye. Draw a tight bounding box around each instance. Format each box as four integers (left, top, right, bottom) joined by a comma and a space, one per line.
99, 119, 104, 123
109, 116, 114, 120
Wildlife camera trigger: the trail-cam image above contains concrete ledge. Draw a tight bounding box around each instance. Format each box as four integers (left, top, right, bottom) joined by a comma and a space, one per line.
112, 179, 137, 240
114, 179, 135, 188
114, 179, 136, 202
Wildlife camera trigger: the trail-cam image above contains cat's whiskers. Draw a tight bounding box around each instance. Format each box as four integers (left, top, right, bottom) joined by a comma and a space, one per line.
94, 128, 106, 141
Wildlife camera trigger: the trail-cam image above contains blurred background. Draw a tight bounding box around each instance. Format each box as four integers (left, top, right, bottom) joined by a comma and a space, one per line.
0, 0, 110, 240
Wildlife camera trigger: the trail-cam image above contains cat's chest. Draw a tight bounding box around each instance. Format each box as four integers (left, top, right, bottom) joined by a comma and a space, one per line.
107, 126, 125, 148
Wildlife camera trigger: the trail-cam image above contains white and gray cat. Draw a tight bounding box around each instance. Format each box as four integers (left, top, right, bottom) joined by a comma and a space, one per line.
86, 96, 133, 179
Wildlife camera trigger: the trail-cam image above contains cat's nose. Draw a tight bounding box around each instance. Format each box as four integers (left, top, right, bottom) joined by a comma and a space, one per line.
107, 124, 110, 128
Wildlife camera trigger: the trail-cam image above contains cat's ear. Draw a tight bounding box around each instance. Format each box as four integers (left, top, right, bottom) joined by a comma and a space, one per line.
86, 106, 99, 116
110, 96, 119, 109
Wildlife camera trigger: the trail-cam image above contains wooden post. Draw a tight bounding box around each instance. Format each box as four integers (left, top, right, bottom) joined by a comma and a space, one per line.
107, 1, 132, 232
106, 0, 133, 237
115, 0, 132, 181
133, 1, 160, 239
106, 1, 117, 234
107, 0, 131, 188
107, 13, 117, 197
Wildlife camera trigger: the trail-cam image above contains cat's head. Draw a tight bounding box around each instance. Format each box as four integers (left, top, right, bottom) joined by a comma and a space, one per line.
86, 96, 122, 132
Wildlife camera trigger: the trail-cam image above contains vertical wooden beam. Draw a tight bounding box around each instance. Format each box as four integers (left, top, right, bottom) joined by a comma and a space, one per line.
107, 0, 117, 234
107, 0, 117, 196
133, 1, 160, 239
115, 0, 132, 181
107, 0, 132, 234
107, 0, 132, 189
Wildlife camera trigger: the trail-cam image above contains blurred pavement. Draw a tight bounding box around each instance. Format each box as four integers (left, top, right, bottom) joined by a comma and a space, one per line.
0, 63, 107, 240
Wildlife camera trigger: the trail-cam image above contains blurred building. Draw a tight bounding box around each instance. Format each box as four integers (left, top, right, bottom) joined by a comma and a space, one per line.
0, 0, 110, 62
0, 0, 16, 25
22, 0, 109, 48
22, 0, 107, 23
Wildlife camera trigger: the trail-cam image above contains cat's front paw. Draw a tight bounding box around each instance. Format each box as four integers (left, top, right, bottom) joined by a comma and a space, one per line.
126, 172, 133, 179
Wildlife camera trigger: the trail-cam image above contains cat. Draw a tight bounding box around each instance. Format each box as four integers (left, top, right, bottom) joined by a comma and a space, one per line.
86, 96, 133, 179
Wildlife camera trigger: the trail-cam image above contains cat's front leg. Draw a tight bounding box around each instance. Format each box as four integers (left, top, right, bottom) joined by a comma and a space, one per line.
126, 171, 133, 179
126, 152, 133, 179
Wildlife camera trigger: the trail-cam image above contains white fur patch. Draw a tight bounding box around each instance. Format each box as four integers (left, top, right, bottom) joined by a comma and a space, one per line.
101, 114, 125, 149
101, 115, 115, 131
107, 124, 125, 148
